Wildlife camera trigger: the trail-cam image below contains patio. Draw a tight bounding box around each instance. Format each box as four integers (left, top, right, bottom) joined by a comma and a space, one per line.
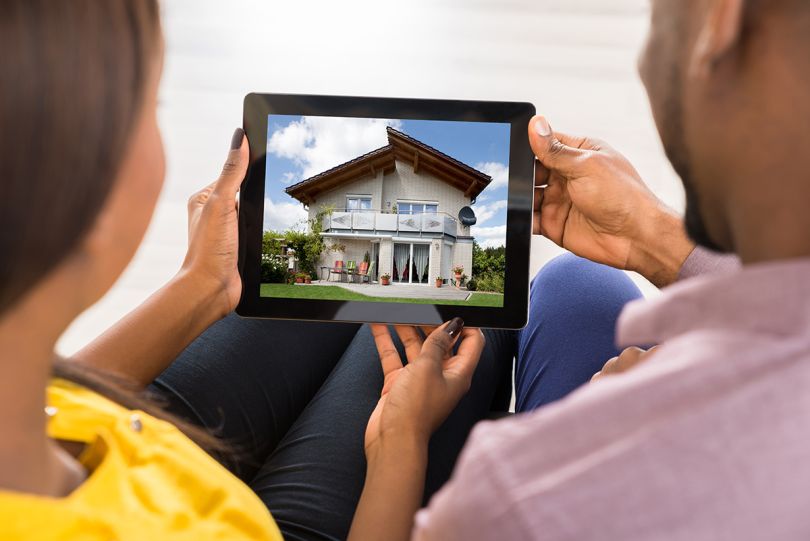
304, 281, 472, 301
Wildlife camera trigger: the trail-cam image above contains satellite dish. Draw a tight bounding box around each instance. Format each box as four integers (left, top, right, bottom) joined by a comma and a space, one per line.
458, 206, 477, 226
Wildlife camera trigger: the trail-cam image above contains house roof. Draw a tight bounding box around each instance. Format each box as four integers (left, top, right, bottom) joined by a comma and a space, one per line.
284, 127, 492, 205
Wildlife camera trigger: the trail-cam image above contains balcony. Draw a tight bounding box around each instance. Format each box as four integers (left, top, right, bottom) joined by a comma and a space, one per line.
322, 209, 459, 238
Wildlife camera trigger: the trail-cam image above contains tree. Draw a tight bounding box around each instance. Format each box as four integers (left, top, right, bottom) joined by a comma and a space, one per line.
471, 241, 506, 293
261, 207, 340, 280
472, 241, 506, 277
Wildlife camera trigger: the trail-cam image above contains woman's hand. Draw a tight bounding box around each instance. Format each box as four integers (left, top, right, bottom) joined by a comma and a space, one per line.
181, 128, 248, 318
365, 320, 485, 459
73, 129, 249, 387
349, 320, 484, 541
530, 116, 694, 288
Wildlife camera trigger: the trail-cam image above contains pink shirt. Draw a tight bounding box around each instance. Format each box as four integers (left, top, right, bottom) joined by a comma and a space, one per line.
414, 253, 810, 540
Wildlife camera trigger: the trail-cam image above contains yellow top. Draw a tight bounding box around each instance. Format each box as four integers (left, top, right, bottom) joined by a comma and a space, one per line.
0, 379, 283, 541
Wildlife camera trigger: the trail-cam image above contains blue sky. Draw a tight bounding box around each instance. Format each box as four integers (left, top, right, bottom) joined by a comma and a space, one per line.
263, 115, 511, 247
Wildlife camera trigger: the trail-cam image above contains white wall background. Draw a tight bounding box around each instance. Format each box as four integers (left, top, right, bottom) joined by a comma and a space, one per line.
57, 0, 684, 355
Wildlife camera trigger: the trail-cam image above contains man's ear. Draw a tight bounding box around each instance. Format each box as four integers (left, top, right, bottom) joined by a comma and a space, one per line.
690, 0, 746, 79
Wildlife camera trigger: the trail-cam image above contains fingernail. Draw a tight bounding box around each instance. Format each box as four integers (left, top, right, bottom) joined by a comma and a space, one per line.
534, 117, 552, 137
444, 317, 464, 337
230, 127, 245, 150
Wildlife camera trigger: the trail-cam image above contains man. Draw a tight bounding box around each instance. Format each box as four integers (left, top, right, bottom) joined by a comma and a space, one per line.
350, 0, 810, 538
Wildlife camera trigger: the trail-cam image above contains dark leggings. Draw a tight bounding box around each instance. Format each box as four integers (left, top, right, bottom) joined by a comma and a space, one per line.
150, 253, 642, 540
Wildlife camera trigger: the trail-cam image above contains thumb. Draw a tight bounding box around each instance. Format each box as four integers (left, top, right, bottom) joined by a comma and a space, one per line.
215, 127, 249, 196
529, 116, 587, 174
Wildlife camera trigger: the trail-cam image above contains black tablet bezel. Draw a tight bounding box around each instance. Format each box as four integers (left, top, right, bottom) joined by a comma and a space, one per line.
237, 93, 535, 329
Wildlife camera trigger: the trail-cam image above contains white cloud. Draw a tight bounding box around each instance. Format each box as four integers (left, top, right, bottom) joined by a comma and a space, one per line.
280, 172, 298, 184
268, 116, 402, 179
471, 225, 507, 248
473, 199, 507, 226
475, 161, 509, 190
263, 197, 309, 232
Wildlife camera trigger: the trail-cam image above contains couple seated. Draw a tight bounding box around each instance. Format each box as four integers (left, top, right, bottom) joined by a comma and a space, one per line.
4, 1, 810, 540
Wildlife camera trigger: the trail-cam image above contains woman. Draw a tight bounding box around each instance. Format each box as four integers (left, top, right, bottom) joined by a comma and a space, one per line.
0, 1, 647, 539
0, 2, 515, 539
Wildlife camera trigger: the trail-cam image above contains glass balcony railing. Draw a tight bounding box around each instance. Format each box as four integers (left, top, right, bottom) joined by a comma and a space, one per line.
322, 209, 460, 237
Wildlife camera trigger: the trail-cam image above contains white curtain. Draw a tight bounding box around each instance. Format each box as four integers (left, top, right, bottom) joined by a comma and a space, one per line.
394, 244, 410, 283
413, 244, 429, 284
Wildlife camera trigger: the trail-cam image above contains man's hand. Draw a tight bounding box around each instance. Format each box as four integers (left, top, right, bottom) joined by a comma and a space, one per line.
531, 116, 694, 288
181, 128, 247, 318
591, 346, 658, 382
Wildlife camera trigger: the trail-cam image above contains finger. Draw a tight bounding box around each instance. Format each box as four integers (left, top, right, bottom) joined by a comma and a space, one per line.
602, 356, 620, 375
371, 324, 403, 375
535, 159, 550, 188
188, 180, 217, 208
394, 325, 423, 362
444, 328, 485, 392
451, 328, 485, 367
538, 178, 572, 245
529, 116, 589, 175
552, 131, 600, 152
591, 371, 603, 382
419, 326, 453, 359
533, 184, 544, 236
421, 318, 463, 364
419, 325, 438, 338
214, 127, 249, 197
616, 347, 649, 372
533, 160, 550, 235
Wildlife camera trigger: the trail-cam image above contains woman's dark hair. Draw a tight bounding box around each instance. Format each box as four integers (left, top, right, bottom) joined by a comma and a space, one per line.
0, 1, 230, 456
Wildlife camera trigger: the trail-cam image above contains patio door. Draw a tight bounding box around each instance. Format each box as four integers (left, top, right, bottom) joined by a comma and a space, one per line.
393, 242, 431, 284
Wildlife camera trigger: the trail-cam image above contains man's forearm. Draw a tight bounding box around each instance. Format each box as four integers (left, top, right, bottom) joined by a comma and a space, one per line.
70, 270, 227, 387
349, 434, 428, 541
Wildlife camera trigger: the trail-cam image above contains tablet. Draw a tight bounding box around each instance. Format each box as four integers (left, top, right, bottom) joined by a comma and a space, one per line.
237, 93, 535, 329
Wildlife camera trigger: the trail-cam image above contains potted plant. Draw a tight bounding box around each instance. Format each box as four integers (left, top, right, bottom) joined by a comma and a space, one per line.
380, 273, 391, 286
435, 276, 444, 288
304, 274, 312, 284
295, 273, 306, 284
452, 265, 464, 281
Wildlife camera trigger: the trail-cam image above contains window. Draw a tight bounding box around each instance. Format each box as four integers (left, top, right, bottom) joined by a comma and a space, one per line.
347, 196, 372, 212
398, 201, 438, 215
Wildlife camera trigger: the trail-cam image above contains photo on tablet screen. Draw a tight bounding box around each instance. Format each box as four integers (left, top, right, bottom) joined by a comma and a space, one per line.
260, 115, 510, 308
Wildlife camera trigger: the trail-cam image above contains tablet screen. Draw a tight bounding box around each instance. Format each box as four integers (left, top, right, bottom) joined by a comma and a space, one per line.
260, 114, 510, 308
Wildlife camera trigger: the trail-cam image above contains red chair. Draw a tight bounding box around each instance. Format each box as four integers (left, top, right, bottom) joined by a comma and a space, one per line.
355, 261, 369, 283
357, 261, 375, 284
329, 261, 346, 282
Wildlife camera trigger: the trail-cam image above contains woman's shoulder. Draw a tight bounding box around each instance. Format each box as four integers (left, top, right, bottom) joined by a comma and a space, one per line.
0, 379, 285, 541
46, 378, 132, 445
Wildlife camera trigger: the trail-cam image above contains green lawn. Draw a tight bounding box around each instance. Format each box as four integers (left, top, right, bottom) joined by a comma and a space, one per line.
260, 284, 504, 307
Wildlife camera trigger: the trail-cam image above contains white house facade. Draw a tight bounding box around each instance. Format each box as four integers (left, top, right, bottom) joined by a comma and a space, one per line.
285, 128, 492, 285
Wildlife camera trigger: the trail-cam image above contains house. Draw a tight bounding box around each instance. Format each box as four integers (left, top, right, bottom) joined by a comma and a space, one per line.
285, 127, 492, 284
